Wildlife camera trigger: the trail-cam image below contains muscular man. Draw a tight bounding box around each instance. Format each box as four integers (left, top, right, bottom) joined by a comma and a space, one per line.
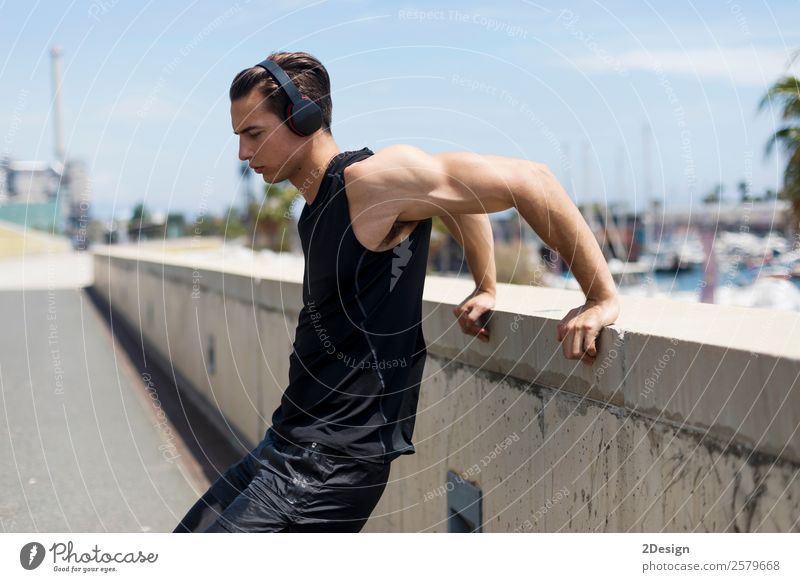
174, 51, 619, 533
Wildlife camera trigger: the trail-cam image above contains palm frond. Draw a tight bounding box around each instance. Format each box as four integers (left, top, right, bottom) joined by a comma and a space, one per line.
764, 126, 800, 159
757, 76, 800, 119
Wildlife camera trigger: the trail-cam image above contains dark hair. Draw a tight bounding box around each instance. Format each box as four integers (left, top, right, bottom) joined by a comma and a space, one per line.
229, 51, 332, 135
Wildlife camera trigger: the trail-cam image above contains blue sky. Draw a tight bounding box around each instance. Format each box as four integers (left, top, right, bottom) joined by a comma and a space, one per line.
1, 0, 799, 222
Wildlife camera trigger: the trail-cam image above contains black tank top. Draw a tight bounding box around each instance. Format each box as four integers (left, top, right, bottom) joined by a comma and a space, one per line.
269, 147, 432, 464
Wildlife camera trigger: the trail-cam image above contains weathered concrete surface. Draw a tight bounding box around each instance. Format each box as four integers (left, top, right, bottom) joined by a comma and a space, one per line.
373, 357, 799, 532
91, 244, 800, 532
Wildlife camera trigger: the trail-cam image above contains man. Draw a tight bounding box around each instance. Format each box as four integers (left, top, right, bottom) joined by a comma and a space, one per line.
174, 51, 619, 533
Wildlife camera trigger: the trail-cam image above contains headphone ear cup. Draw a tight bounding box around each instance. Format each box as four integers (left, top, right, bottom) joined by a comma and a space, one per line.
286, 96, 323, 136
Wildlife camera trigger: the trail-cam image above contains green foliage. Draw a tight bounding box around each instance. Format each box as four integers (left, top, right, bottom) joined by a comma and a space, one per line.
249, 182, 299, 222
246, 181, 301, 251
131, 202, 150, 223
431, 215, 449, 235
758, 50, 800, 228
221, 206, 247, 240
702, 183, 723, 205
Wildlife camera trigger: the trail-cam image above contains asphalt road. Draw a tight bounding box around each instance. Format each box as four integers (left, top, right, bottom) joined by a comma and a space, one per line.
0, 282, 242, 532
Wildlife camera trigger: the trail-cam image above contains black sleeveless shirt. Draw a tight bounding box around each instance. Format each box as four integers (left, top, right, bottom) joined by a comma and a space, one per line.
269, 147, 433, 465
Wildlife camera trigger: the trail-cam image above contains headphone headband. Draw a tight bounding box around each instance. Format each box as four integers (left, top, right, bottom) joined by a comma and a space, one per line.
253, 58, 323, 137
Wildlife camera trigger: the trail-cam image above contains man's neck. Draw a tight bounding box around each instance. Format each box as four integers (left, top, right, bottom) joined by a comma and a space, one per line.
290, 138, 342, 206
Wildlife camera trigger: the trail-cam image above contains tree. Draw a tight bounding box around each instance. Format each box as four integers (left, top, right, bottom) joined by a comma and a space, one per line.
246, 181, 301, 251
131, 202, 150, 223
221, 205, 247, 240
758, 49, 800, 229
737, 180, 751, 202
702, 183, 723, 205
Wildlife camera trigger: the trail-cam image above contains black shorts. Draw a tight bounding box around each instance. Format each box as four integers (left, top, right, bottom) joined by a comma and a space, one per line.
173, 428, 391, 532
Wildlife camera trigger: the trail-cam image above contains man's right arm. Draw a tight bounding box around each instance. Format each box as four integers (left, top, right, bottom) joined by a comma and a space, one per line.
439, 213, 496, 342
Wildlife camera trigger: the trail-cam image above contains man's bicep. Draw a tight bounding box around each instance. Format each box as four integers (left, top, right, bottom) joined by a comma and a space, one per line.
399, 150, 525, 221
353, 145, 536, 221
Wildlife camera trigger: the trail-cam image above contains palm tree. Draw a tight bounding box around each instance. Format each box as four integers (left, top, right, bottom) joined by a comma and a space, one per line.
758, 49, 800, 230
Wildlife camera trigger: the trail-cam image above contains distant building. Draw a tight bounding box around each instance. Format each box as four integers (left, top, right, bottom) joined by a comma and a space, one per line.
0, 157, 91, 237
127, 213, 186, 242
0, 46, 92, 243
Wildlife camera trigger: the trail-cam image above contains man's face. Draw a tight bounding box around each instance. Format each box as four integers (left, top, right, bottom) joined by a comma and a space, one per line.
231, 88, 304, 183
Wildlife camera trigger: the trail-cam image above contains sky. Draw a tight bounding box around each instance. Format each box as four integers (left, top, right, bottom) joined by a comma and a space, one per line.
1, 0, 799, 222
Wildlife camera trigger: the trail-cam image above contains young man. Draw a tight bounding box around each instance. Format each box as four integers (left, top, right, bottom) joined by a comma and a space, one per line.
173, 51, 619, 533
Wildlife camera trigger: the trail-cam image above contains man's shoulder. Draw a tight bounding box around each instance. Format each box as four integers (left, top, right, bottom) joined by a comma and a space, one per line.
340, 145, 435, 249
344, 144, 437, 202
347, 143, 433, 176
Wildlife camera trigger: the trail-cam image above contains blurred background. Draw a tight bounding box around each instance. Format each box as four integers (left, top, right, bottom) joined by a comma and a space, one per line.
2, 0, 799, 307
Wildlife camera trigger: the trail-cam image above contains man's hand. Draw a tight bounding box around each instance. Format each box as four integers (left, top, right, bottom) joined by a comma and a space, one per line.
556, 295, 620, 364
453, 288, 495, 343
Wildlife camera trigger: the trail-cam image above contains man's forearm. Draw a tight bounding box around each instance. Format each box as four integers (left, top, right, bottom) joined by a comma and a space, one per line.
515, 162, 617, 302
440, 213, 497, 295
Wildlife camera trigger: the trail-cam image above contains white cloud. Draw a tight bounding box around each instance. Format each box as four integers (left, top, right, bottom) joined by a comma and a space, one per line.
574, 46, 800, 86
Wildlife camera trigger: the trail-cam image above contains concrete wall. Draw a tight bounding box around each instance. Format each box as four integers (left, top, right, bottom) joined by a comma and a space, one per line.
92, 245, 800, 532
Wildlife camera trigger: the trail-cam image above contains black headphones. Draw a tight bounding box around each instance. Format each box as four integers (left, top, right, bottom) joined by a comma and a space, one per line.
254, 58, 323, 137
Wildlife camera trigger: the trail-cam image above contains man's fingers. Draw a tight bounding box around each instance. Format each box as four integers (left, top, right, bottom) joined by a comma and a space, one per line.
581, 332, 597, 364
453, 305, 468, 332
475, 309, 492, 342
557, 308, 578, 342
453, 295, 494, 342
556, 303, 607, 363
454, 303, 480, 338
465, 306, 484, 326
561, 328, 573, 359
557, 323, 600, 362
571, 327, 584, 360
466, 314, 490, 342
584, 329, 598, 357
473, 325, 490, 342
